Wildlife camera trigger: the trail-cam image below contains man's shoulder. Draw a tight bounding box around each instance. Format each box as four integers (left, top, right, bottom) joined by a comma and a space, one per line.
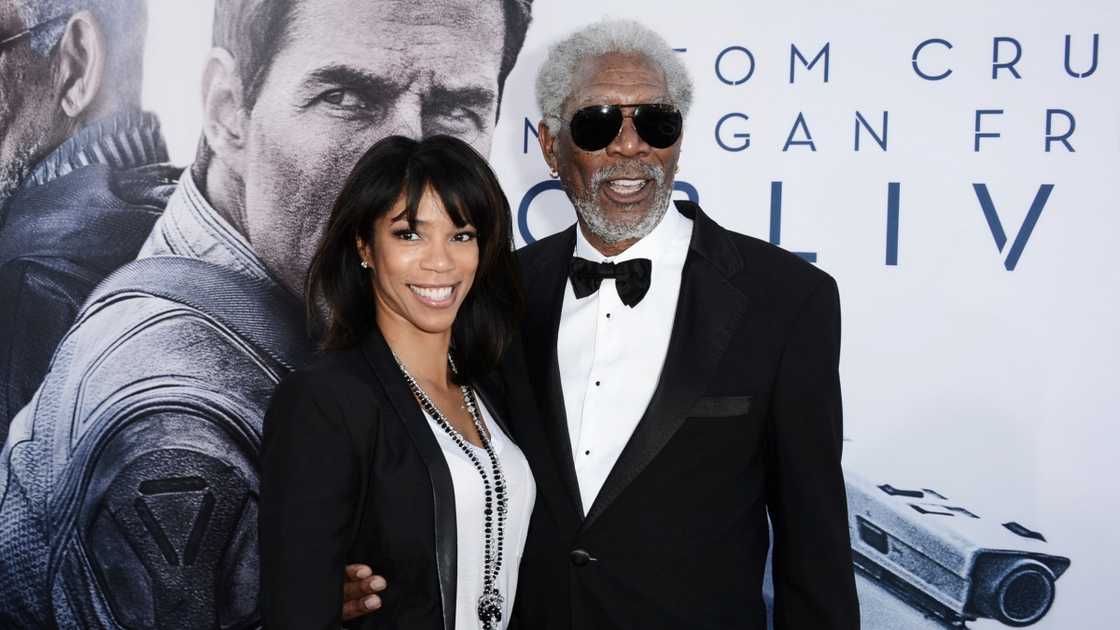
0, 163, 177, 270
516, 225, 575, 271
703, 209, 837, 291
696, 208, 837, 303
23, 256, 307, 440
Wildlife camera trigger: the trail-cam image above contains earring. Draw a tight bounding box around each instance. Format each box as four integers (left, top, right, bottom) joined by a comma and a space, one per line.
549, 168, 559, 179
674, 164, 679, 174
360, 261, 369, 269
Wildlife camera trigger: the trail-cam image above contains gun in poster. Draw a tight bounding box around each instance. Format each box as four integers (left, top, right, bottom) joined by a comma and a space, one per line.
846, 472, 1071, 628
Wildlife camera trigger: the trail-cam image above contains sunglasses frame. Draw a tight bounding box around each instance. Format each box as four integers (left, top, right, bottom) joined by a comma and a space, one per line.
0, 14, 70, 54
567, 103, 682, 152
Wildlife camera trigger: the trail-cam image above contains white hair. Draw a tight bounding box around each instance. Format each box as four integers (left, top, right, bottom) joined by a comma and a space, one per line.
535, 19, 693, 133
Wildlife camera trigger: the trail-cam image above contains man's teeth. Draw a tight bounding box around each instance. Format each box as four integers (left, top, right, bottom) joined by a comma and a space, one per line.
607, 179, 647, 193
410, 285, 453, 301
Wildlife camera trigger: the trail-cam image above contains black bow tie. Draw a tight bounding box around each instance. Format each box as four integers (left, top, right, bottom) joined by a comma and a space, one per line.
569, 256, 652, 307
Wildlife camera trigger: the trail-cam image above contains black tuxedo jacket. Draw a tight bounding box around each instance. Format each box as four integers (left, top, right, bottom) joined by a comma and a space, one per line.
507, 201, 859, 630
259, 327, 517, 630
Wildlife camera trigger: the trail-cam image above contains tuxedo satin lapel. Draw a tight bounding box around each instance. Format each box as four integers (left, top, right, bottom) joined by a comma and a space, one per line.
359, 330, 457, 630
522, 226, 585, 518
582, 207, 749, 530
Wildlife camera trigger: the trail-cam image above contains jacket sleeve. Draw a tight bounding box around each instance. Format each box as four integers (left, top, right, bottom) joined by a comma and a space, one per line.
766, 275, 860, 630
0, 258, 90, 427
259, 371, 364, 630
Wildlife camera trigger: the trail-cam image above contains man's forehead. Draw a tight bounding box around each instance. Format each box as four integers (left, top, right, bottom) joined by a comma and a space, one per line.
288, 0, 503, 44
568, 53, 670, 107
278, 0, 506, 85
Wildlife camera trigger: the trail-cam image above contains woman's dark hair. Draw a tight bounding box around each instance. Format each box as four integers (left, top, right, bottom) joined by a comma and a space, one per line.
307, 135, 523, 382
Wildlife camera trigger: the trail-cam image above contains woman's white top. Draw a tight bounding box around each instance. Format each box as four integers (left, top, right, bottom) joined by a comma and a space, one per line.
423, 399, 536, 630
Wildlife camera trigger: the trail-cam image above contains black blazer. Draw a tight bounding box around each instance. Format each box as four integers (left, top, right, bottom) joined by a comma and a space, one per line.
508, 201, 860, 630
259, 326, 517, 630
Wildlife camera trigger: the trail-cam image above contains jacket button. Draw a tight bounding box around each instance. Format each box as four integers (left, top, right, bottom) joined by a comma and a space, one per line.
569, 549, 593, 567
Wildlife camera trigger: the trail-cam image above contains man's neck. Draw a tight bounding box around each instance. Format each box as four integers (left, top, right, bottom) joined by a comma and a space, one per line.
197, 160, 250, 239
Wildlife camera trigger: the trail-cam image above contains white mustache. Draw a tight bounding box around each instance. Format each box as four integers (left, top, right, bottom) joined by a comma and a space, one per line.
589, 163, 665, 193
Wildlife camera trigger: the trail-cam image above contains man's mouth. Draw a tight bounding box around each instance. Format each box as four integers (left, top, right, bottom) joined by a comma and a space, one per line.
602, 177, 652, 203
606, 178, 649, 194
408, 284, 456, 307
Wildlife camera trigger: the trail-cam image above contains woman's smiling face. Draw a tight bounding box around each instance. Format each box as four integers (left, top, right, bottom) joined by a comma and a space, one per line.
360, 187, 479, 337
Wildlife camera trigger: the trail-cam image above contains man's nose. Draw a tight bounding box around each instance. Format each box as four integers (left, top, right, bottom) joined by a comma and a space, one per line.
377, 95, 424, 140
606, 114, 651, 158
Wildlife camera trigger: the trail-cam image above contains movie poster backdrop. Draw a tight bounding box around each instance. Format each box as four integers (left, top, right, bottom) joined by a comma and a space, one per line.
0, 1, 1115, 628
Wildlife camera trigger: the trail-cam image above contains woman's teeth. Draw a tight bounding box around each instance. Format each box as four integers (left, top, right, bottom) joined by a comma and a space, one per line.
410, 285, 453, 301
607, 179, 647, 194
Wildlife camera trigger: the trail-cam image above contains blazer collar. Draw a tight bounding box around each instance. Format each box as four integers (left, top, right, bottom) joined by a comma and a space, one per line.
358, 327, 458, 630
674, 199, 743, 278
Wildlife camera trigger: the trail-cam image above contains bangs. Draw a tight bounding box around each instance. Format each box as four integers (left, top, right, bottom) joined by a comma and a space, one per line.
391, 144, 505, 243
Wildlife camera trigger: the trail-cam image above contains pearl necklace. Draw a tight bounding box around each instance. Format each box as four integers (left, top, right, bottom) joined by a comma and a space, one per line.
393, 353, 508, 630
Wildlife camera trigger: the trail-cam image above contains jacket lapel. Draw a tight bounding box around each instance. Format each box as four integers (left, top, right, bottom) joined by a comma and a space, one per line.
360, 329, 457, 630
582, 202, 750, 530
473, 381, 514, 441
521, 226, 586, 518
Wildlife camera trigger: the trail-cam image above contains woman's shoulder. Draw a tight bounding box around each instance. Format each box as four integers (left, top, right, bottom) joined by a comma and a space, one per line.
276, 345, 379, 409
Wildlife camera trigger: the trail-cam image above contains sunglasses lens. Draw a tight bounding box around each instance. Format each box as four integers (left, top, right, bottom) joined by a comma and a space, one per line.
570, 106, 623, 151
634, 106, 683, 148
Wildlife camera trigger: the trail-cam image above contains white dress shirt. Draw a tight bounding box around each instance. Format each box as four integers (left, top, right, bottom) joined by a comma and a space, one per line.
557, 205, 694, 512
424, 401, 536, 630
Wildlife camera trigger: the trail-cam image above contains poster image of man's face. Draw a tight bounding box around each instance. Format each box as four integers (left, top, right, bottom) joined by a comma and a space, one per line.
208, 0, 508, 299
0, 5, 56, 200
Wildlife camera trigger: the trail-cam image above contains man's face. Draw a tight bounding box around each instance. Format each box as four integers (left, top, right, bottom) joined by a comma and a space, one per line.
0, 6, 56, 201
239, 0, 506, 298
545, 53, 682, 247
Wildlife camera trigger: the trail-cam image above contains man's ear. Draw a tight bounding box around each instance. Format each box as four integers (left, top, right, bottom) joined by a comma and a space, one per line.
200, 47, 249, 171
538, 119, 560, 175
54, 11, 106, 120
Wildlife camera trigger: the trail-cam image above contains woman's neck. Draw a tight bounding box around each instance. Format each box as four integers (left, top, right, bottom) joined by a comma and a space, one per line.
376, 308, 453, 389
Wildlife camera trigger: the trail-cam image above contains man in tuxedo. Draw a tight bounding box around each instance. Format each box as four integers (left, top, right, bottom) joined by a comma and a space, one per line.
505, 19, 859, 629
344, 18, 858, 629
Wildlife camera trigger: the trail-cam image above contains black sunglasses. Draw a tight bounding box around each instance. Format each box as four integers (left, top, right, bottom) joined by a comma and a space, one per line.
0, 14, 70, 55
568, 103, 682, 152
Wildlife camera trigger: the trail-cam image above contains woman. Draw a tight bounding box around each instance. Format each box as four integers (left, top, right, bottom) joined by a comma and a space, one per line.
259, 135, 535, 630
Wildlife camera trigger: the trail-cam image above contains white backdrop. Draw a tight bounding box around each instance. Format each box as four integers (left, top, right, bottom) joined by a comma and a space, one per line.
145, 2, 1118, 628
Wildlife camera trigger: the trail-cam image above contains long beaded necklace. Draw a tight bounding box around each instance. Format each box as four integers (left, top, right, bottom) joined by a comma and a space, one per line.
393, 352, 508, 630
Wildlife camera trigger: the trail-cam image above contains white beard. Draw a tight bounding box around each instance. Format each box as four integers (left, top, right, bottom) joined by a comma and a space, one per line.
569, 162, 673, 245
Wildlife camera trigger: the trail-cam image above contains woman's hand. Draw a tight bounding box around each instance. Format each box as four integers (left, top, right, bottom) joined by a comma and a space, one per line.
342, 564, 387, 621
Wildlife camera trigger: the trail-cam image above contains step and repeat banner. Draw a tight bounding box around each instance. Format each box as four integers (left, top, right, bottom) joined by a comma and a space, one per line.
0, 0, 1114, 628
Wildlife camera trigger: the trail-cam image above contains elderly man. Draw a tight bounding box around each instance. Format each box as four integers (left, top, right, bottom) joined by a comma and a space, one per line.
509, 21, 858, 629
512, 20, 858, 629
339, 18, 859, 629
0, 1, 174, 436
0, 0, 531, 627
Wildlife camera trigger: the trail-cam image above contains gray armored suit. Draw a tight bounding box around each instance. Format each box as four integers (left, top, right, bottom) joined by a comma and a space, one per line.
0, 171, 309, 629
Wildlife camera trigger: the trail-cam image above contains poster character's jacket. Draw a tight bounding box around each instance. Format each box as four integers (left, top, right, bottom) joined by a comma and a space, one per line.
0, 171, 305, 629
0, 111, 174, 435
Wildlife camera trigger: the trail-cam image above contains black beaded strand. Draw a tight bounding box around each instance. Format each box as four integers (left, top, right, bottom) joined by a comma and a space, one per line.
394, 353, 508, 630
